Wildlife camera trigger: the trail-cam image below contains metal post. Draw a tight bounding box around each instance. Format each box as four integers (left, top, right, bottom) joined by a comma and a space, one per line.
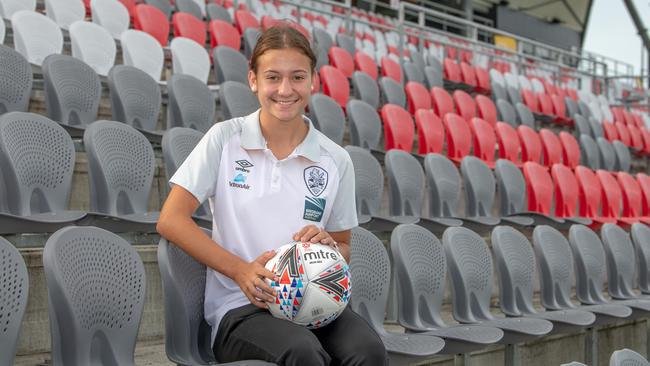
505, 344, 519, 366
585, 327, 598, 366
454, 353, 470, 366
622, 0, 650, 86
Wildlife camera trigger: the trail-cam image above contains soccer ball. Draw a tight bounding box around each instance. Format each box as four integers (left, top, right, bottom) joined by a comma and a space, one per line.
265, 242, 351, 329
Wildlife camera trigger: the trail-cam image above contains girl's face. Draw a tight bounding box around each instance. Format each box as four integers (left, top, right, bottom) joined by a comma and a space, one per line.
248, 48, 316, 124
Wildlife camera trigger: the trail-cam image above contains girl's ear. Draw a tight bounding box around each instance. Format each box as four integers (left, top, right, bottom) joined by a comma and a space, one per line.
248, 70, 257, 93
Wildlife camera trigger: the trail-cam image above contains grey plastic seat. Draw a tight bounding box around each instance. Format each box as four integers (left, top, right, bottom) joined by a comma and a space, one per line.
0, 45, 32, 115
574, 114, 593, 138
312, 27, 333, 54
206, 3, 231, 23
82, 121, 159, 232
160, 127, 212, 226
443, 227, 553, 344
43, 226, 146, 366
403, 61, 425, 85
507, 85, 522, 105
213, 46, 249, 85
578, 100, 592, 119
515, 102, 535, 128
580, 134, 601, 170
423, 65, 443, 89
569, 225, 650, 314
168, 74, 216, 132
219, 81, 260, 121
610, 348, 650, 366
565, 97, 579, 119
491, 226, 595, 333
391, 224, 504, 354
11, 10, 63, 66
176, 0, 203, 19
532, 225, 633, 324
427, 54, 442, 72
631, 223, 650, 295
308, 93, 345, 145
0, 236, 29, 366
496, 99, 518, 127
612, 140, 631, 172
346, 99, 381, 150
349, 226, 446, 364
379, 76, 406, 108
491, 83, 508, 104
146, 0, 172, 18
462, 156, 534, 226
410, 50, 426, 72
42, 53, 101, 137
589, 117, 604, 138
351, 71, 380, 109
335, 33, 355, 57
345, 145, 390, 228
0, 112, 86, 234
243, 28, 261, 59
596, 137, 616, 171
91, 0, 130, 39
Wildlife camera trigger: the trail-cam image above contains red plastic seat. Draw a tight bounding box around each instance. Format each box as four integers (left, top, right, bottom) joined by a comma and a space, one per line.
537, 92, 555, 116
354, 51, 378, 81
602, 121, 619, 142
617, 172, 650, 225
319, 65, 350, 109
460, 49, 473, 63
632, 113, 644, 128
209, 20, 241, 50
405, 82, 432, 115
381, 104, 415, 152
615, 121, 632, 146
234, 9, 259, 34
596, 169, 623, 223
550, 94, 571, 124
452, 90, 476, 122
521, 89, 539, 113
517, 125, 542, 163
312, 72, 320, 94
627, 124, 644, 151
474, 66, 491, 93
173, 12, 207, 46
430, 87, 455, 119
539, 129, 562, 167
475, 95, 497, 127
566, 88, 578, 101
328, 47, 354, 78
551, 163, 581, 218
443, 58, 462, 83
611, 107, 625, 124
133, 4, 170, 46
459, 62, 477, 87
640, 127, 650, 155
623, 110, 635, 126
575, 166, 615, 227
558, 131, 581, 169
469, 118, 496, 167
414, 109, 444, 154
443, 113, 471, 163
638, 173, 650, 216
380, 56, 402, 84
495, 122, 521, 165
522, 161, 554, 215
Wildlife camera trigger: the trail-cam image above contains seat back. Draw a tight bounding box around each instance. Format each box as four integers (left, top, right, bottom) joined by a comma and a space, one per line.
522, 161, 553, 215
558, 132, 580, 169
121, 29, 164, 81
0, 236, 29, 366
580, 134, 601, 169
209, 19, 240, 50
551, 164, 579, 218
596, 170, 622, 220
345, 146, 383, 217
335, 33, 355, 57
515, 102, 535, 128
461, 156, 496, 217
491, 226, 537, 316
354, 52, 378, 81
346, 99, 381, 149
380, 104, 414, 152
538, 129, 563, 167
568, 225, 611, 304
170, 37, 210, 83
573, 115, 592, 137
133, 4, 170, 45
609, 349, 650, 366
0, 45, 32, 114
108, 65, 161, 132
312, 27, 333, 55
469, 117, 496, 165
45, 0, 85, 29
168, 74, 215, 132
403, 61, 424, 84
631, 223, 650, 294
612, 140, 631, 172
11, 10, 63, 65
351, 71, 379, 109
90, 0, 130, 39
175, 0, 203, 19
443, 113, 471, 161
425, 153, 462, 218
601, 223, 638, 299
615, 122, 631, 146
206, 3, 231, 23
379, 76, 405, 108
475, 95, 497, 126
43, 226, 146, 366
380, 56, 402, 84
495, 159, 527, 216
242, 28, 260, 59
212, 45, 248, 85
144, 0, 171, 18
431, 86, 455, 119
414, 109, 444, 155
84, 121, 154, 215
319, 65, 349, 109
496, 98, 518, 127
517, 125, 542, 163
574, 166, 603, 219
443, 227, 495, 322
328, 46, 354, 78
218, 81, 259, 121
391, 224, 448, 329
309, 93, 345, 145
424, 65, 443, 89
452, 90, 476, 122
385, 149, 423, 217
405, 81, 431, 115
494, 121, 521, 163
0, 0, 36, 18
618, 172, 643, 218
69, 21, 116, 76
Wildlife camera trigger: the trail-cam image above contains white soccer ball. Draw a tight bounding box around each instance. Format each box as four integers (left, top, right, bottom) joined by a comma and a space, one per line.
265, 242, 351, 328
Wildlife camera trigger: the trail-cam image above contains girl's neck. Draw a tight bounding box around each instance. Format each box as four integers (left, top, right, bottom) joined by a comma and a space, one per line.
259, 110, 309, 160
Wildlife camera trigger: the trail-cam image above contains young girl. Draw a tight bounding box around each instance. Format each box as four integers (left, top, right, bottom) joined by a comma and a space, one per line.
157, 25, 388, 365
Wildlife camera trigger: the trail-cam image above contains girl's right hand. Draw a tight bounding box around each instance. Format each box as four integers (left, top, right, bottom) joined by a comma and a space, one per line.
232, 250, 279, 308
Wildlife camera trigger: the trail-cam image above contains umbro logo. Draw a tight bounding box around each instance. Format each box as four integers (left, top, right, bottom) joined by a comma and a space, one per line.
235, 159, 253, 173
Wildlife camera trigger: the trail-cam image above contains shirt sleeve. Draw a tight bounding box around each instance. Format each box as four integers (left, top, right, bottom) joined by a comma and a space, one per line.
325, 151, 358, 232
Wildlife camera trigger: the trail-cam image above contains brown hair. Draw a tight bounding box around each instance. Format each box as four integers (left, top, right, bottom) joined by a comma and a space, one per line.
249, 23, 317, 73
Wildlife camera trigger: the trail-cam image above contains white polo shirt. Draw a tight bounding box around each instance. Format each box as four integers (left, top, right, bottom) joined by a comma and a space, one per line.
170, 109, 358, 343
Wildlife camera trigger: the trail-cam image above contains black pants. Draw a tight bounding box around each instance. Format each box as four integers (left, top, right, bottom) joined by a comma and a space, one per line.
213, 304, 388, 366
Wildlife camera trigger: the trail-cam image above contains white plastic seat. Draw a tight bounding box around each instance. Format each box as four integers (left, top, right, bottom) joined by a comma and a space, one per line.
45, 0, 85, 30
121, 29, 164, 82
69, 21, 116, 76
170, 37, 210, 84
11, 10, 63, 65
517, 74, 532, 91
0, 0, 36, 19
91, 0, 130, 39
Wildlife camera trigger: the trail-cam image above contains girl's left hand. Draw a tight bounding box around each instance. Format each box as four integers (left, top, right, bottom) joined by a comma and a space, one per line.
292, 224, 338, 248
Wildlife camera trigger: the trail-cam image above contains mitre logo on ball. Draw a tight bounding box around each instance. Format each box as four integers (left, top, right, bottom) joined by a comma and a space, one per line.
265, 242, 351, 329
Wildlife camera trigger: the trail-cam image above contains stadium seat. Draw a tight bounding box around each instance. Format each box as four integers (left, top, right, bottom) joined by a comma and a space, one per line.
610, 349, 650, 366
574, 166, 614, 227
380, 56, 402, 84
0, 16, 3, 44
515, 102, 535, 128
0, 236, 28, 366
459, 61, 476, 88
519, 161, 571, 228
309, 93, 345, 145
475, 95, 497, 127
319, 65, 349, 109
403, 61, 425, 85
328, 46, 354, 78
405, 81, 431, 115
0, 0, 35, 19
631, 223, 650, 295
335, 33, 355, 57
170, 37, 210, 84
43, 226, 146, 365
602, 121, 618, 142
380, 104, 414, 152
452, 90, 476, 122
349, 227, 446, 363
615, 121, 632, 146
596, 137, 616, 171
312, 27, 333, 54
443, 58, 462, 83
474, 66, 490, 94
573, 115, 592, 137
234, 9, 259, 35
580, 134, 601, 170
167, 74, 215, 132
218, 80, 259, 120
145, 0, 172, 18
212, 45, 248, 85
496, 99, 518, 127
108, 65, 161, 134
118, 0, 137, 16
206, 3, 231, 23
507, 85, 523, 105
0, 45, 33, 114
521, 89, 538, 113
354, 51, 378, 81
492, 83, 508, 104
133, 4, 170, 46
615, 172, 650, 225
69, 21, 116, 76
243, 28, 260, 59
558, 131, 580, 169
173, 12, 207, 46
551, 94, 572, 125
538, 129, 562, 167
346, 99, 381, 150
42, 54, 101, 136
431, 86, 455, 119
443, 227, 553, 340
209, 19, 241, 50
491, 226, 595, 331
351, 71, 379, 109
423, 65, 444, 89
565, 96, 579, 118
414, 109, 444, 155
175, 0, 203, 20
469, 118, 496, 168
443, 113, 471, 164
379, 76, 406, 108
550, 164, 592, 225
536, 92, 555, 118
90, 0, 129, 39
494, 122, 521, 165
121, 29, 164, 81
613, 140, 631, 172
45, 0, 85, 29
517, 125, 542, 163
11, 10, 63, 65
627, 124, 644, 151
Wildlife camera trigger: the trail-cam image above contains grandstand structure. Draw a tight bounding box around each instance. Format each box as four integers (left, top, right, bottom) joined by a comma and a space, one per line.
3, 0, 650, 365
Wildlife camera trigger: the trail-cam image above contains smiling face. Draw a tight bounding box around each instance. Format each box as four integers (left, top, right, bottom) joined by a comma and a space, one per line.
248, 48, 316, 125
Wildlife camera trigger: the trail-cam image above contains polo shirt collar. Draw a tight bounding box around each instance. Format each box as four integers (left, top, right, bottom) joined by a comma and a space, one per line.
240, 109, 321, 163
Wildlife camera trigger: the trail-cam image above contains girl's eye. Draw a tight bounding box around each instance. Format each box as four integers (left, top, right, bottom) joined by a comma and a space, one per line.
266, 75, 279, 81
294, 75, 305, 81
